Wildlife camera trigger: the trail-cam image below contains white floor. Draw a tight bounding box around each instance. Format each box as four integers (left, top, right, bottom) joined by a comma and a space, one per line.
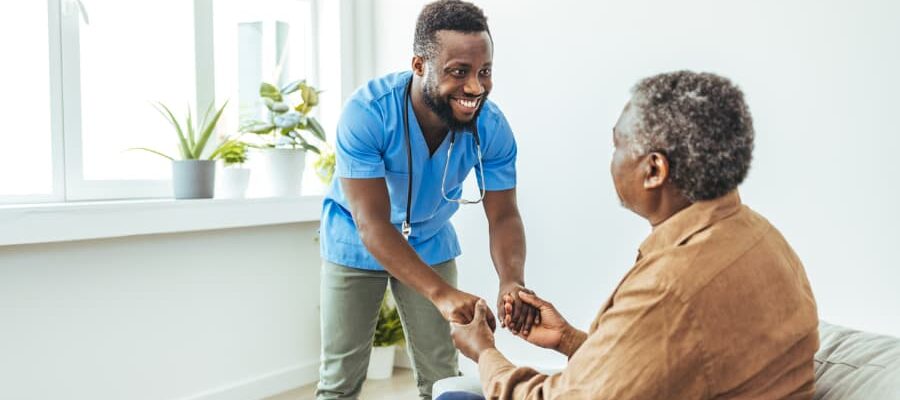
265, 368, 419, 400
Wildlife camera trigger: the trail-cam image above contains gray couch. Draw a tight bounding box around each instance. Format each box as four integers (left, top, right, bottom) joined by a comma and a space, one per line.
434, 321, 900, 399
814, 321, 900, 399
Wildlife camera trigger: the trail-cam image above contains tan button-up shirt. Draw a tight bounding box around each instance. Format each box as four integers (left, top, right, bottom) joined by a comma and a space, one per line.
479, 191, 819, 399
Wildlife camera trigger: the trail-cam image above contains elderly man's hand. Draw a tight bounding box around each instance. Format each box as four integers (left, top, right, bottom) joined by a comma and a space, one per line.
450, 299, 496, 362
498, 282, 540, 335
513, 291, 572, 351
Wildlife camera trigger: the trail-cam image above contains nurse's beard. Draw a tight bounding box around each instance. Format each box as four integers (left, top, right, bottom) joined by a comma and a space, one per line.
422, 78, 487, 132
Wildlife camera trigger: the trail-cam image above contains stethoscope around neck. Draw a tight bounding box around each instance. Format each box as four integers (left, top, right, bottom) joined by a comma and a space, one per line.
401, 77, 486, 240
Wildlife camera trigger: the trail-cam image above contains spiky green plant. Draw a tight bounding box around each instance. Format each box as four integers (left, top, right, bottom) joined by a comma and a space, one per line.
131, 101, 233, 160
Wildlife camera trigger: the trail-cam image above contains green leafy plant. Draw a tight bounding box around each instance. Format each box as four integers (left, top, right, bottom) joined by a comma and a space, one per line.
373, 291, 405, 347
132, 101, 239, 160
314, 148, 336, 184
241, 79, 326, 154
218, 140, 249, 167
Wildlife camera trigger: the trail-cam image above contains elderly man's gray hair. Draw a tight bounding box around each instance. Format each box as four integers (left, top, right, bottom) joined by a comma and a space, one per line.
629, 71, 755, 202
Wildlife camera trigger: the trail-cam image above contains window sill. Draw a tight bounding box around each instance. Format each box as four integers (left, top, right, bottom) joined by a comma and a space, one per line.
0, 196, 323, 247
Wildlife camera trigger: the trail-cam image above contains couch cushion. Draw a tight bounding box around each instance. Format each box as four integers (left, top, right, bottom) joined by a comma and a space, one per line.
814, 321, 900, 399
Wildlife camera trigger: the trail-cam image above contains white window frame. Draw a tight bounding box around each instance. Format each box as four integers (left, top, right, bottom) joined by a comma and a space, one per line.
0, 0, 353, 208
0, 0, 66, 205
59, 0, 216, 200
0, 0, 361, 246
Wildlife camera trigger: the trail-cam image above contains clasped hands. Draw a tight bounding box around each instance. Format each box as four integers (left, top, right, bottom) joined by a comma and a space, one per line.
449, 287, 575, 363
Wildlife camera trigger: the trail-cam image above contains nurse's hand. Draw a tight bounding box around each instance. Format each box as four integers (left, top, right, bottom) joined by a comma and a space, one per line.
498, 282, 540, 335
433, 288, 496, 332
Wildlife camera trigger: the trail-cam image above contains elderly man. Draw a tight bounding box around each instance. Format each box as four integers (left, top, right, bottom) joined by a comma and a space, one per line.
446, 71, 819, 399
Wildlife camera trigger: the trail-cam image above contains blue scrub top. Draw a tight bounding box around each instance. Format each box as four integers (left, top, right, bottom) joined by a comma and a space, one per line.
320, 71, 517, 271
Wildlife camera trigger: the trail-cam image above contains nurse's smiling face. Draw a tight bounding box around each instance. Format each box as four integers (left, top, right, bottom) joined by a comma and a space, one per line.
418, 30, 493, 131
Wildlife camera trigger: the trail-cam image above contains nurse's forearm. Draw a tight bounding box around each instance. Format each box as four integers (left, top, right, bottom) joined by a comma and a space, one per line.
488, 213, 526, 284
357, 219, 453, 299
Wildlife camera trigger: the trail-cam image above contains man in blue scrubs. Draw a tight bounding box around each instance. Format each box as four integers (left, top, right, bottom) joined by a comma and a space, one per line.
316, 1, 537, 399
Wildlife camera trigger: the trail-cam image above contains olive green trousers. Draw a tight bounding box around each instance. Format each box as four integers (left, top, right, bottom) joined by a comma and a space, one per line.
316, 260, 459, 400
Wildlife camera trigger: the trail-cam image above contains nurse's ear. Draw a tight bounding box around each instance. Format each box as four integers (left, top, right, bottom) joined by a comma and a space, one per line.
411, 55, 426, 77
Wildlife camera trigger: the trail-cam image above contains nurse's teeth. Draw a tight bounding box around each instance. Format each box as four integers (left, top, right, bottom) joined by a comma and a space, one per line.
457, 98, 478, 108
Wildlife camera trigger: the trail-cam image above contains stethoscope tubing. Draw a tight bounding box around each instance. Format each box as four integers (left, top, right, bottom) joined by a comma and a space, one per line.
401, 77, 486, 240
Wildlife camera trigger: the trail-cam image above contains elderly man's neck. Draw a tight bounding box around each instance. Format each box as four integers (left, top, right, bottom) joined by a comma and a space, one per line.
647, 189, 692, 228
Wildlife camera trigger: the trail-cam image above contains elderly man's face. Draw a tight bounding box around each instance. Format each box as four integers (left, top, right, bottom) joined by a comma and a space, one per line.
611, 101, 647, 216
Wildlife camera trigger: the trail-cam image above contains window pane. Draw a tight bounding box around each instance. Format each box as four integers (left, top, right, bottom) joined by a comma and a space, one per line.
0, 2, 52, 195
213, 0, 314, 135
79, 0, 196, 180
213, 0, 320, 195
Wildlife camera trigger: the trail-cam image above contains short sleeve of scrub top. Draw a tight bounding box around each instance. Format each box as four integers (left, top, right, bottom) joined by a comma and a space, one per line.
335, 98, 386, 179
476, 107, 517, 191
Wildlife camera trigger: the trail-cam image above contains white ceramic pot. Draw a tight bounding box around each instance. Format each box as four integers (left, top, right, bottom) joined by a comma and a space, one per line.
217, 167, 250, 199
261, 148, 306, 197
172, 160, 216, 199
367, 345, 396, 380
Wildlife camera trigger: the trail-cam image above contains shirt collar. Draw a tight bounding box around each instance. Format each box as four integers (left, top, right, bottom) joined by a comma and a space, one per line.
638, 190, 743, 255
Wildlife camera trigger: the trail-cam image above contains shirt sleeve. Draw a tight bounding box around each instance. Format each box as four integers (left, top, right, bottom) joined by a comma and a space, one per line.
478, 281, 708, 399
476, 109, 517, 191
335, 98, 386, 179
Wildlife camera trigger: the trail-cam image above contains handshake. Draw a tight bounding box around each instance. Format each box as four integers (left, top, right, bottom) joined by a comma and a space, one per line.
447, 288, 581, 363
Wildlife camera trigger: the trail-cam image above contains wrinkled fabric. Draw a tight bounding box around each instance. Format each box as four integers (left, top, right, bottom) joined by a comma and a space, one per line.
813, 321, 900, 400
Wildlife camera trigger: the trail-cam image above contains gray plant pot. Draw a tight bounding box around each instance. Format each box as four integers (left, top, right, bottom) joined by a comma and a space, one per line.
172, 160, 216, 199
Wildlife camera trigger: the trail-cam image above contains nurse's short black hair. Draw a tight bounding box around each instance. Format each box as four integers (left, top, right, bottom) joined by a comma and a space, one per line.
414, 0, 490, 61
630, 71, 755, 202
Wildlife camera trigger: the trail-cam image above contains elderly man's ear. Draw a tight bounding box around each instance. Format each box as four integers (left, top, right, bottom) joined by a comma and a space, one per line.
643, 152, 670, 189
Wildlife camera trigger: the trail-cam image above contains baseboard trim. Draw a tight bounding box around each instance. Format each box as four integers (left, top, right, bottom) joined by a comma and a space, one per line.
177, 360, 320, 400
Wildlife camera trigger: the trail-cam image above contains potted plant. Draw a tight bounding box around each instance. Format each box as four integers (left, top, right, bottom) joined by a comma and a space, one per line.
131, 101, 234, 199
241, 79, 326, 197
367, 289, 405, 380
314, 147, 336, 185
216, 140, 251, 199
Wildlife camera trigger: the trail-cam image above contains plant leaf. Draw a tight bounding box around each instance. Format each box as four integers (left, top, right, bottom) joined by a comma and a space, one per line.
186, 106, 196, 152
259, 82, 282, 102
280, 79, 304, 95
154, 102, 193, 159
193, 100, 229, 159
270, 101, 290, 113
294, 102, 310, 115
298, 142, 321, 155
274, 112, 301, 129
127, 147, 174, 160
197, 101, 215, 139
207, 138, 247, 163
301, 83, 319, 107
305, 117, 327, 142
241, 121, 275, 134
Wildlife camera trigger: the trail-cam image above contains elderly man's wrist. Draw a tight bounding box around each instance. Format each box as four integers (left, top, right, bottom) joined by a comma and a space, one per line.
475, 346, 498, 363
555, 325, 588, 357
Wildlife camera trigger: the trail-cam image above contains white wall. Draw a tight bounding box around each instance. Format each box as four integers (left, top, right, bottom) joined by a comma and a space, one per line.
370, 0, 900, 370
0, 223, 321, 400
